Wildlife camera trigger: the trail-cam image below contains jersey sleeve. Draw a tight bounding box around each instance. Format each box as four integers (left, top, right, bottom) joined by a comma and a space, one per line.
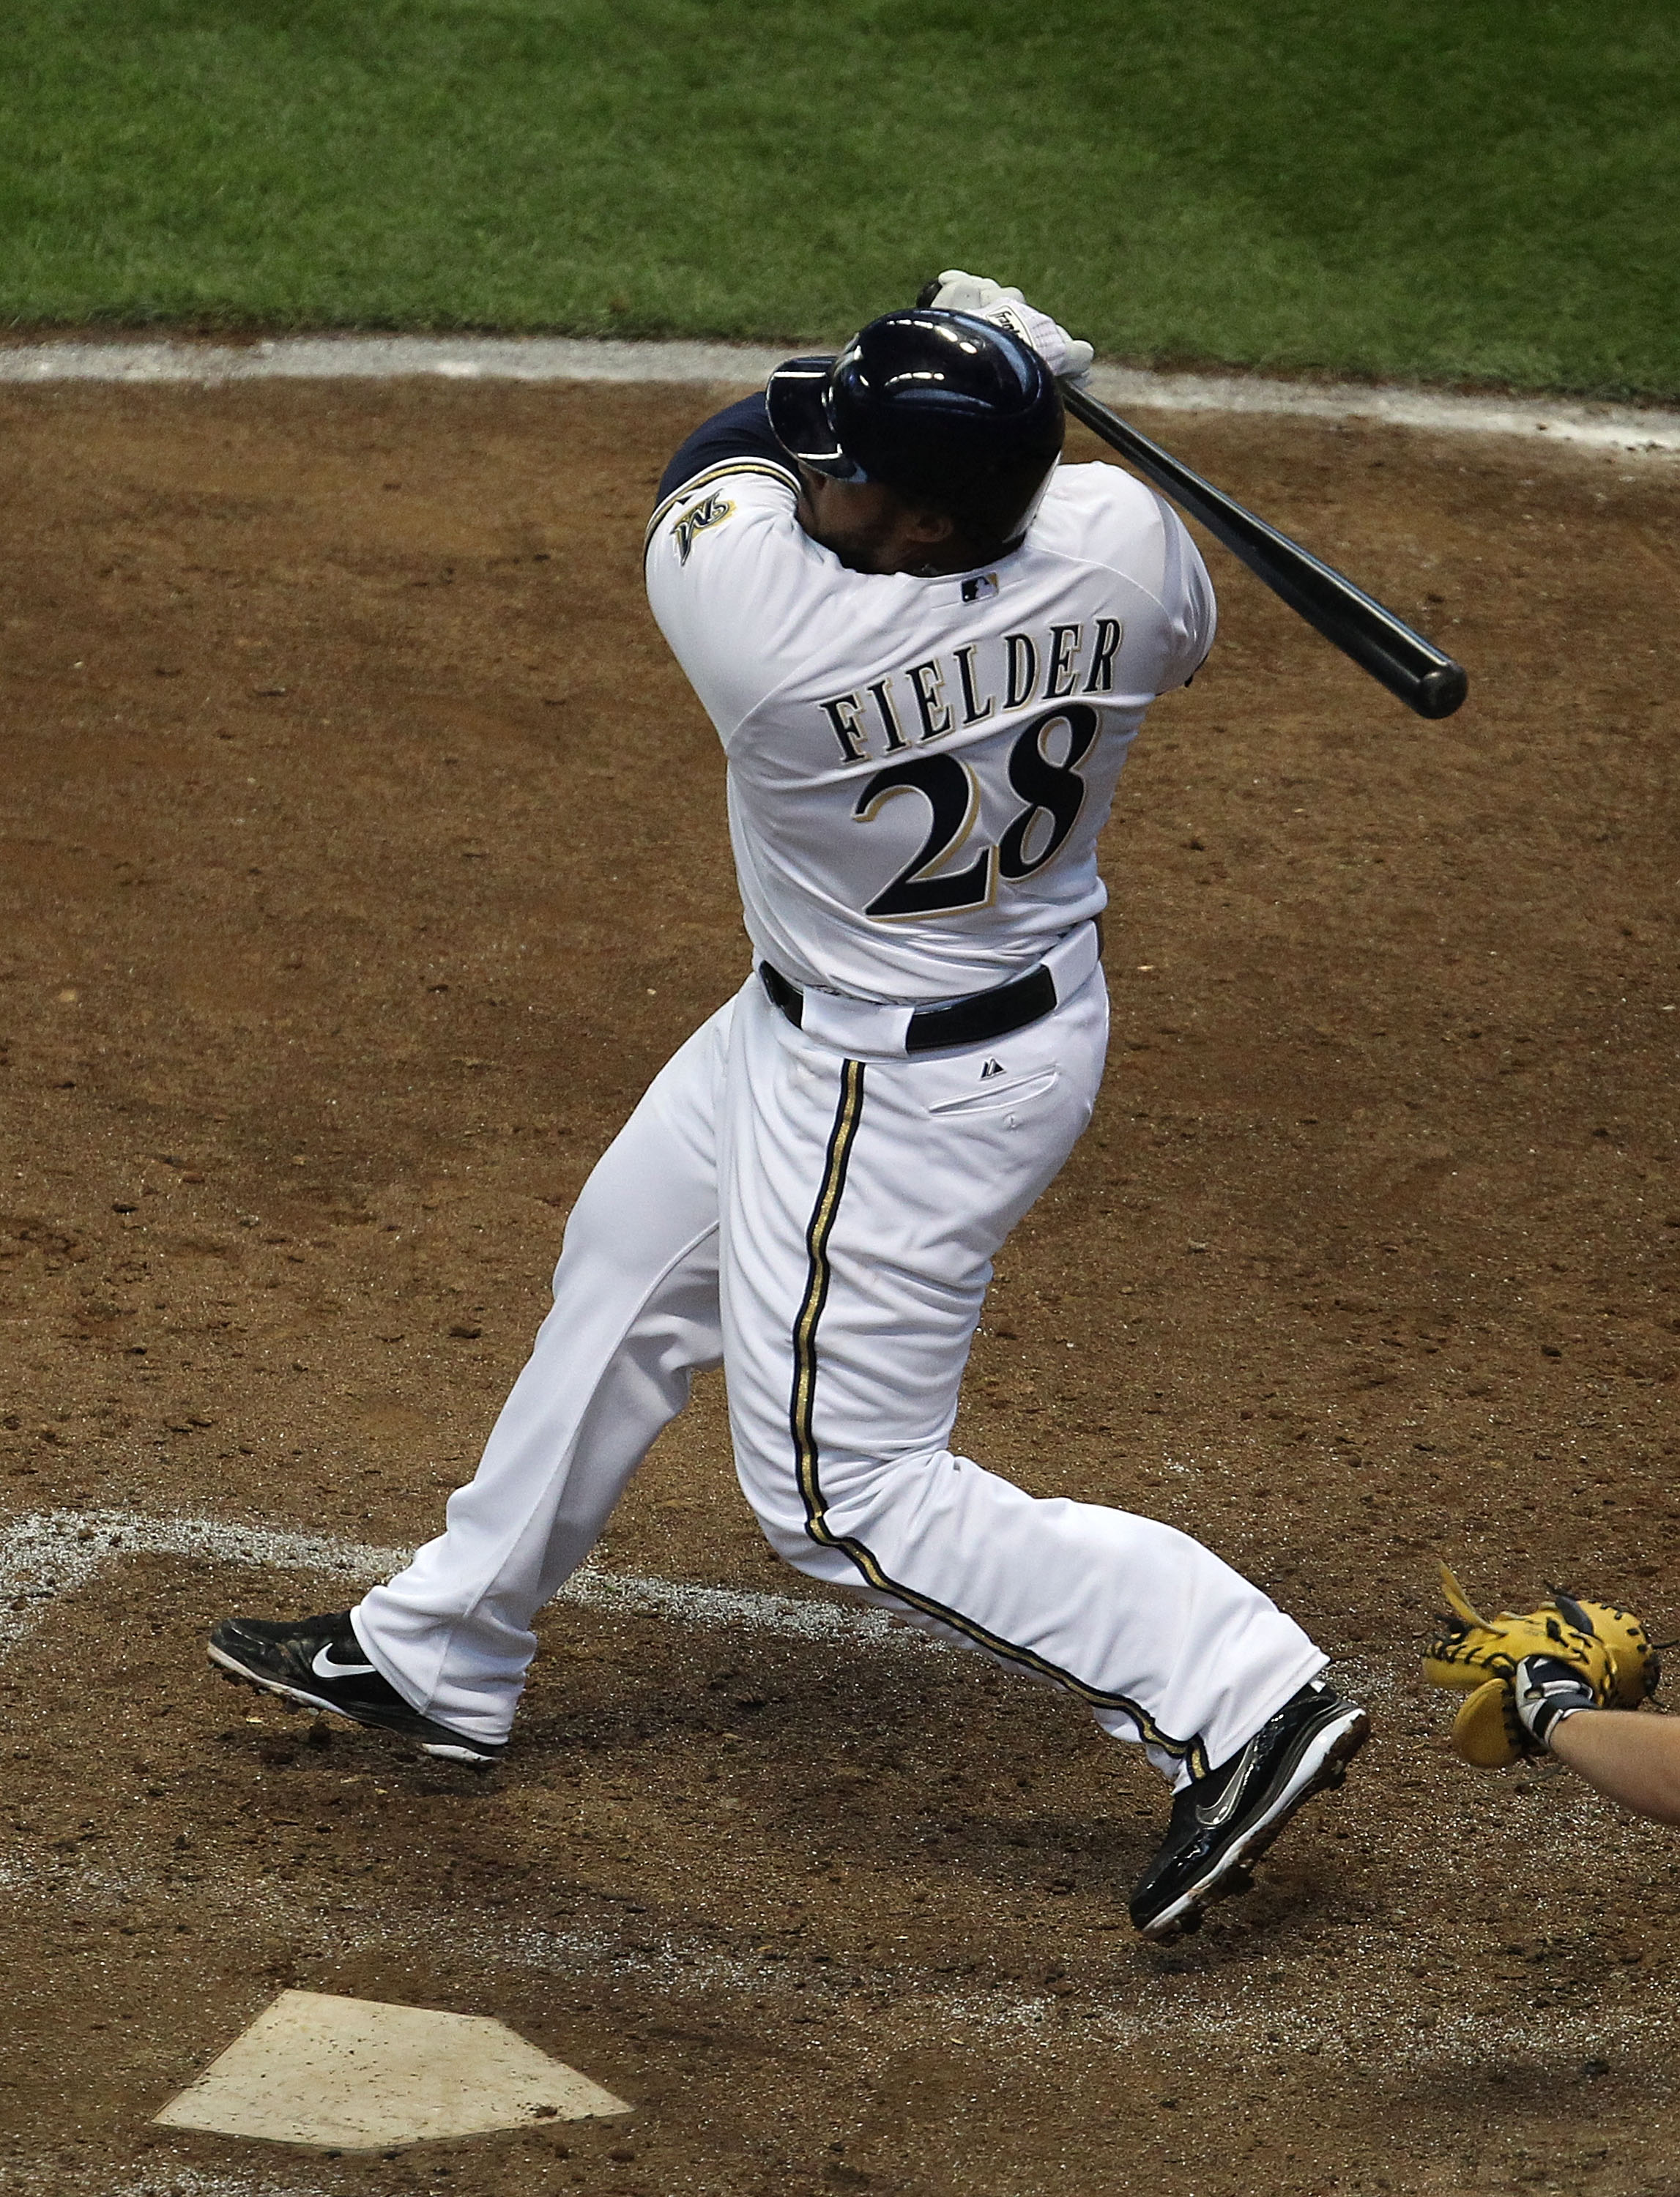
1154, 496, 1217, 689
656, 393, 792, 501
1044, 465, 1217, 696
644, 404, 820, 746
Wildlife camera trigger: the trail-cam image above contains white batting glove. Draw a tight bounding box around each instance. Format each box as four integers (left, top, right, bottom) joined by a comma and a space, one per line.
926, 269, 1095, 383
1512, 1655, 1599, 1752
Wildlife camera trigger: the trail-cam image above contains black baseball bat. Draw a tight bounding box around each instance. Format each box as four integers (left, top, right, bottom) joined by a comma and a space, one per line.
912, 278, 1465, 717
1055, 379, 1468, 719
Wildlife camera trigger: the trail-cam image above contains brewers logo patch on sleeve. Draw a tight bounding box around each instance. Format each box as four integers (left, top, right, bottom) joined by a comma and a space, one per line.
673, 488, 735, 565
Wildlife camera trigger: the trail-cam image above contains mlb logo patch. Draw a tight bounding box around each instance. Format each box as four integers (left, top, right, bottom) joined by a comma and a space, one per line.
961, 573, 1000, 603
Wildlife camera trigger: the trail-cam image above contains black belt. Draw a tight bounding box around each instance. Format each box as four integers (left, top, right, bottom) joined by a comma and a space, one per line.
759, 956, 1060, 1055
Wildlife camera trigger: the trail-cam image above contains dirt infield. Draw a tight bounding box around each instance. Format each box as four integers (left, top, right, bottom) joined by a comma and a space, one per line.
0, 379, 1676, 2197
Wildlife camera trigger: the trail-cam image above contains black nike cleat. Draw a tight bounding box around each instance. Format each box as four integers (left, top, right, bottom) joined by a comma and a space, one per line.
1129, 1678, 1369, 1944
207, 1611, 505, 1766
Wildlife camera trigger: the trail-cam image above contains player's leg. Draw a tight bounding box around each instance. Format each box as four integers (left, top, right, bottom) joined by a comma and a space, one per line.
721, 968, 1319, 1772
210, 992, 736, 1753
718, 970, 1361, 1932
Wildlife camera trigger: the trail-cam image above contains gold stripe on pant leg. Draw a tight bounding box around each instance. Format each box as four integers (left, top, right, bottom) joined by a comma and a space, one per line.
784, 1056, 1204, 1776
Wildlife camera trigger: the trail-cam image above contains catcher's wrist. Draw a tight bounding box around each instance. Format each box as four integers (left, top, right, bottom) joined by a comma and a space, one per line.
1512, 1655, 1599, 1750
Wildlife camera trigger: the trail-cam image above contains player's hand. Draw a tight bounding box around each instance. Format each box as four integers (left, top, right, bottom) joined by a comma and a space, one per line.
1422, 1561, 1657, 1706
923, 270, 1095, 384
1511, 1654, 1601, 1750
1421, 1560, 1658, 1769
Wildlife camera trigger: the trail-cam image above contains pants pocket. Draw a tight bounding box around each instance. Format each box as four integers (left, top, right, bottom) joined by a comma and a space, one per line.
926, 1066, 1060, 1118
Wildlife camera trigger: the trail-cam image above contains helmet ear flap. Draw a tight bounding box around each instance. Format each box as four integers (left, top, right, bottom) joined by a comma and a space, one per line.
988, 453, 1059, 548
765, 354, 859, 477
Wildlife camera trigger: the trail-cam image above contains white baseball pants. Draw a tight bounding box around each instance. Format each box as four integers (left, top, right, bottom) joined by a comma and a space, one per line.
353, 963, 1324, 1783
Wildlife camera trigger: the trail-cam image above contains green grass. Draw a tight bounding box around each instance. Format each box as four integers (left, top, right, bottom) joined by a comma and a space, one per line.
1, 0, 1676, 395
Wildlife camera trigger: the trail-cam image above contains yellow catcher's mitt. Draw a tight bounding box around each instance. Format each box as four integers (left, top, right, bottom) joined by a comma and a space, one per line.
1423, 1564, 1659, 1769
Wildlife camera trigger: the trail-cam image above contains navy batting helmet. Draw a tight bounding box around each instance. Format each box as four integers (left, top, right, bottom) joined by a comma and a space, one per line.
765, 308, 1063, 555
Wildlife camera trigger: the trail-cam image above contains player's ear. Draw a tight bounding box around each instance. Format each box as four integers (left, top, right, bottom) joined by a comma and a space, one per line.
899, 500, 959, 549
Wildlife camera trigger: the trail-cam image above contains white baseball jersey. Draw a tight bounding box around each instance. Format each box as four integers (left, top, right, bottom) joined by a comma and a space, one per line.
646, 457, 1214, 1003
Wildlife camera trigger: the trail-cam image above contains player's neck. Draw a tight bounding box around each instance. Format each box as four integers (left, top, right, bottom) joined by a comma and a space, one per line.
797, 468, 999, 576
898, 532, 997, 578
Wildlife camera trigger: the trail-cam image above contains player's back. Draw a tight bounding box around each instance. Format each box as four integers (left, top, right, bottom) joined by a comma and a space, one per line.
647, 453, 1213, 1004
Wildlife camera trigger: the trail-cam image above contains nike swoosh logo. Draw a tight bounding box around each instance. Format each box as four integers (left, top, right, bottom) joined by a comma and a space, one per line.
312, 1643, 376, 1679
1194, 1735, 1263, 1828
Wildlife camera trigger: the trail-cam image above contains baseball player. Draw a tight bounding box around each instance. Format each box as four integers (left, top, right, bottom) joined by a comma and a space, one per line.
208, 274, 1368, 1943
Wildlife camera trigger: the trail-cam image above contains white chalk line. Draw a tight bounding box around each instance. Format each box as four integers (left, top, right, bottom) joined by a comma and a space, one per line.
0, 1500, 1663, 2094
4, 1821, 1665, 2097
0, 1505, 921, 1662
0, 332, 1676, 454
0, 2169, 313, 2197
0, 1500, 1416, 1711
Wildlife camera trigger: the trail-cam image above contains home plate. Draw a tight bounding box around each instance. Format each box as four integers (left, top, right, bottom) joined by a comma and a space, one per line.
152, 1989, 631, 2149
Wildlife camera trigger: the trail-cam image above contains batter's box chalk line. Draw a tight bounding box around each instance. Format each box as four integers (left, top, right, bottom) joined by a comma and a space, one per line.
1, 2169, 327, 2197
0, 1502, 1414, 1706
4, 1836, 1669, 2098
5, 1807, 1665, 2097
0, 334, 1676, 455
0, 1504, 920, 1662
